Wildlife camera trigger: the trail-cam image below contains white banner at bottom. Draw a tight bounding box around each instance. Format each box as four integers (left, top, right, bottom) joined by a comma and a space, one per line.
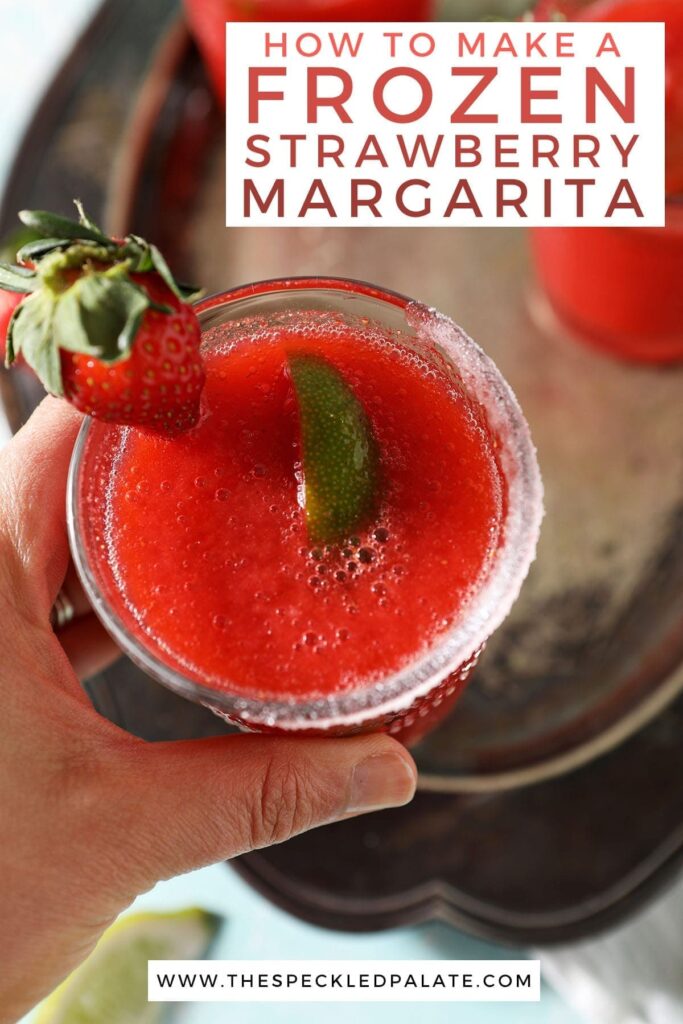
149, 959, 540, 1002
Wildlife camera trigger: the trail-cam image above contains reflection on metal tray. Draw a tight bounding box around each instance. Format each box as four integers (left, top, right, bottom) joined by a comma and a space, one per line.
1, 0, 683, 942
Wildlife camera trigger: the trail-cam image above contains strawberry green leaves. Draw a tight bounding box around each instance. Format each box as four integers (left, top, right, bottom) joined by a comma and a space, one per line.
8, 203, 201, 301
18, 207, 113, 247
288, 353, 380, 545
3, 202, 195, 384
0, 262, 38, 294
53, 270, 156, 360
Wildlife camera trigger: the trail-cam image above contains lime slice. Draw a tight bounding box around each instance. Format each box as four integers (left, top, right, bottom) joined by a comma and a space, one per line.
288, 353, 380, 544
36, 908, 221, 1024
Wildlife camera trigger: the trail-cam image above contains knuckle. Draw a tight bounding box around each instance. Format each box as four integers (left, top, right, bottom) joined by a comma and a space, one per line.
247, 757, 314, 849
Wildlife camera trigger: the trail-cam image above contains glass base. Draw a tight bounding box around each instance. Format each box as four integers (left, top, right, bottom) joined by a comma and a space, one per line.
202, 648, 482, 747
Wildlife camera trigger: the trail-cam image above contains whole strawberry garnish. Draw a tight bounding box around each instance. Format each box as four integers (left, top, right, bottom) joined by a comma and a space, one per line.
1, 202, 205, 433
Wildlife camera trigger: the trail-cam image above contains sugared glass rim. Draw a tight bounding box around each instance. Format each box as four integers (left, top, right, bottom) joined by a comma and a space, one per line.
67, 276, 543, 730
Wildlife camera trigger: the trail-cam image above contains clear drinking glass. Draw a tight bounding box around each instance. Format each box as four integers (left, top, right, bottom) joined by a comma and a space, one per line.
528, 0, 683, 363
530, 200, 683, 364
68, 278, 542, 743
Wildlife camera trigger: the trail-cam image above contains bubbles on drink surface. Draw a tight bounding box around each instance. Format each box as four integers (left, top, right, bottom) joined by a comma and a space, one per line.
100, 307, 508, 699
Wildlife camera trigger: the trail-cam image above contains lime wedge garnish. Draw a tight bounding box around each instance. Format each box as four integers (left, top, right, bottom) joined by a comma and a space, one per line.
36, 908, 221, 1024
288, 353, 380, 544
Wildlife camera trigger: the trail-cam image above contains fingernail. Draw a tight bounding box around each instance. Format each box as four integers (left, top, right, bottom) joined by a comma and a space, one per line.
346, 752, 417, 814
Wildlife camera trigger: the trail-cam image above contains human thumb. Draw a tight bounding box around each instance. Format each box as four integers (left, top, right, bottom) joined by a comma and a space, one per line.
111, 731, 417, 893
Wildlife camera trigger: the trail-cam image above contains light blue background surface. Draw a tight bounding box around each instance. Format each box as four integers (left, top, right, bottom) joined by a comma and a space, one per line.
131, 864, 580, 1024
2, 3, 581, 1022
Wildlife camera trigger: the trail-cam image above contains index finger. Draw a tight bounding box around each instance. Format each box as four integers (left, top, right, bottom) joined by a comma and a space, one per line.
0, 396, 83, 617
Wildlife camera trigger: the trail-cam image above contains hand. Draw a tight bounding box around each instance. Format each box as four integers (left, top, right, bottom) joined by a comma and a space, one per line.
0, 398, 417, 1023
